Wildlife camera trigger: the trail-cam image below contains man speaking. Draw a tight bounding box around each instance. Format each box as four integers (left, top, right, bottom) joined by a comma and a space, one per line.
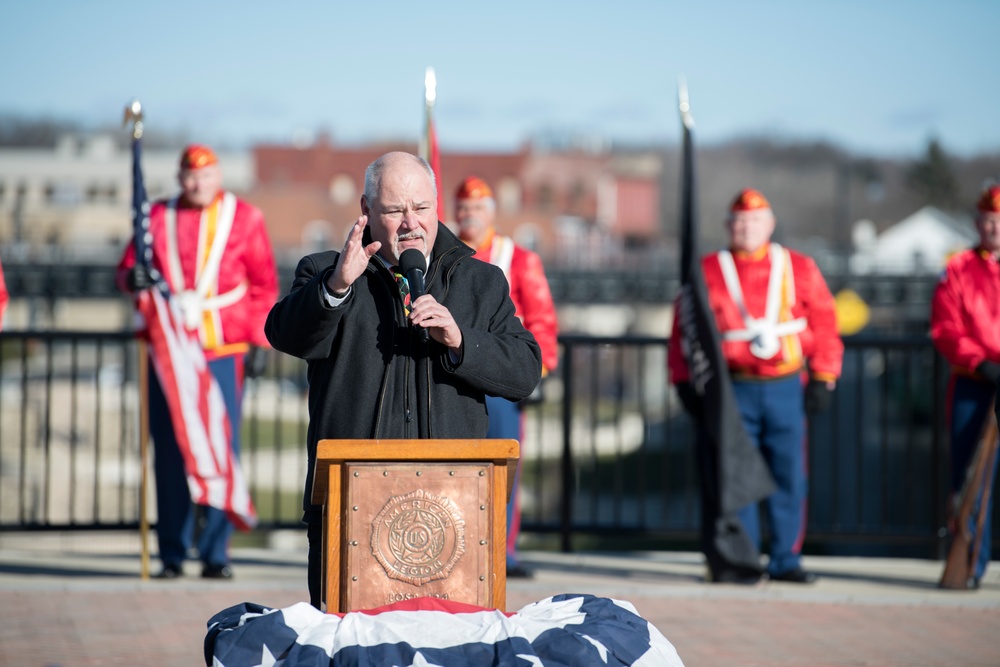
265, 152, 542, 608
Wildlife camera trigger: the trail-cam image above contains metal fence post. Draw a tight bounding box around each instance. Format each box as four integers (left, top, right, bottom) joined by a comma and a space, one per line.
560, 340, 574, 553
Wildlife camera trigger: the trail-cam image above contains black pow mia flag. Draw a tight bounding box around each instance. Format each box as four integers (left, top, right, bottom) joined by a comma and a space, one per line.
676, 91, 775, 576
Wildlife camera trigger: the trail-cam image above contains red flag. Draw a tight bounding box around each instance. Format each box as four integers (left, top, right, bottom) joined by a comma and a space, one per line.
0, 259, 8, 329
427, 112, 445, 221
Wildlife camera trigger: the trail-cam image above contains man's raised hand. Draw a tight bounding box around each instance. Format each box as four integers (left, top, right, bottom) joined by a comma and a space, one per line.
327, 216, 381, 295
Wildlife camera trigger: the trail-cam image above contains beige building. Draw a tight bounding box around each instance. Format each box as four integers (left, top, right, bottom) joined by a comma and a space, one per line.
0, 135, 252, 257
0, 135, 253, 330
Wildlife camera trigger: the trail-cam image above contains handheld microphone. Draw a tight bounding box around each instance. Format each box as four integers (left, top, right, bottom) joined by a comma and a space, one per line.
398, 248, 430, 343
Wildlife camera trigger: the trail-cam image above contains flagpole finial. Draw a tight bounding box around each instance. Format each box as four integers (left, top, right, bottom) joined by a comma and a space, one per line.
424, 67, 437, 107
678, 77, 694, 130
123, 99, 144, 139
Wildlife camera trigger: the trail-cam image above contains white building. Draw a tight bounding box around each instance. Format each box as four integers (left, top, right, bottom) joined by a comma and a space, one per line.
849, 206, 978, 274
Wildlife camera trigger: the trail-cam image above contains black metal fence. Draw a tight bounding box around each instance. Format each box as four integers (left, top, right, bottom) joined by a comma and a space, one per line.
0, 330, 990, 560
0, 260, 941, 307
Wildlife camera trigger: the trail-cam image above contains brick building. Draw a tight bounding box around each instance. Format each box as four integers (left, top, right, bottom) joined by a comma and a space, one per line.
248, 139, 663, 267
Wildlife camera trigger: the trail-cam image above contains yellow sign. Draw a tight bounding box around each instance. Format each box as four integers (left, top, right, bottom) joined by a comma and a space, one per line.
834, 288, 870, 336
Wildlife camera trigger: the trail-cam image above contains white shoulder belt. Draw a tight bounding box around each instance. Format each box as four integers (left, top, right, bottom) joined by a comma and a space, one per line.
164, 192, 247, 331
489, 234, 516, 284
717, 243, 806, 359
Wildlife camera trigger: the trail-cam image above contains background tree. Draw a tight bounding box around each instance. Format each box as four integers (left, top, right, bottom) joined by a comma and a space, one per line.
906, 138, 960, 211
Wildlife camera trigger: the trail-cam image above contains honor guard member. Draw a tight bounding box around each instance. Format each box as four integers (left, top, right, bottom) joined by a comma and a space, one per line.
455, 176, 559, 579
117, 144, 278, 580
930, 185, 1000, 589
0, 257, 8, 330
669, 188, 843, 583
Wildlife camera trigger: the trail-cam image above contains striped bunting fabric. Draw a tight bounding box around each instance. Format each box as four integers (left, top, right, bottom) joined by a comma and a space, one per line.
205, 594, 684, 666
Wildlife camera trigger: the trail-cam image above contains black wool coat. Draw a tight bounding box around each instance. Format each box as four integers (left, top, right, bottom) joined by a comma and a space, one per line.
264, 223, 543, 511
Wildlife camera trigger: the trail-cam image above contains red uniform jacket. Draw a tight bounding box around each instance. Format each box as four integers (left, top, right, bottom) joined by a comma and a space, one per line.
669, 243, 842, 383
473, 232, 559, 373
0, 259, 8, 330
930, 247, 1000, 376
117, 193, 278, 359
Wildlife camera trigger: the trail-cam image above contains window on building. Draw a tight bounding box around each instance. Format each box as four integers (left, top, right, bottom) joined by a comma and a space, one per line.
302, 219, 335, 254
568, 180, 586, 214
329, 174, 356, 205
497, 178, 521, 215
536, 183, 554, 212
83, 183, 118, 204
45, 181, 83, 207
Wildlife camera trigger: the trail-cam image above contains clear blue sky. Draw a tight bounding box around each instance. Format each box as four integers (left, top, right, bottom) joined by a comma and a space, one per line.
2, 0, 997, 157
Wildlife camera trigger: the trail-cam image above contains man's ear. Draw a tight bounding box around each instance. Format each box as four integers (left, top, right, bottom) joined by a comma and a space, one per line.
360, 195, 370, 217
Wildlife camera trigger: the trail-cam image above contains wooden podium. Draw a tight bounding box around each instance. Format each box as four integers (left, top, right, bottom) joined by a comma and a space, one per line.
311, 438, 519, 613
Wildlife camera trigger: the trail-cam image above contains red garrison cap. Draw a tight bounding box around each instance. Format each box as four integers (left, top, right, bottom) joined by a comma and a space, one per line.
976, 185, 1000, 213
730, 188, 771, 212
455, 176, 494, 201
179, 144, 218, 170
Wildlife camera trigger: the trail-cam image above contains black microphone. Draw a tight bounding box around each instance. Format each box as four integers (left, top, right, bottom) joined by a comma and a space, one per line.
398, 248, 429, 343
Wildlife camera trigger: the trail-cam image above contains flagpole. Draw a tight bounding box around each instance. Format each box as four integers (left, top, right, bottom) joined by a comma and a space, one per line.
420, 66, 436, 159
138, 318, 150, 582
677, 77, 695, 284
124, 99, 151, 581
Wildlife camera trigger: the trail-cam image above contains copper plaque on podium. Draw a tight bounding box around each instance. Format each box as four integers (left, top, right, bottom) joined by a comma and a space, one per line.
343, 462, 493, 610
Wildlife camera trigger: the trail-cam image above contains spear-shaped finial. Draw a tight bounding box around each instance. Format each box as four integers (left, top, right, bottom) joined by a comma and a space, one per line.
424, 67, 437, 108
123, 99, 144, 139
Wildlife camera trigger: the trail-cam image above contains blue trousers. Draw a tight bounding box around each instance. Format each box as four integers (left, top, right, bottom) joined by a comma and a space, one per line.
486, 395, 523, 568
732, 374, 808, 576
947, 375, 999, 580
148, 355, 243, 569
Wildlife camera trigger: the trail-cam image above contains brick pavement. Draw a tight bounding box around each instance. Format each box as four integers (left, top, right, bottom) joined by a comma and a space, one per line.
1, 535, 998, 667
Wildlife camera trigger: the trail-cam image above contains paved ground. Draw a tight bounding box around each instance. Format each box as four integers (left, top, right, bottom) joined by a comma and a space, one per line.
1, 531, 998, 666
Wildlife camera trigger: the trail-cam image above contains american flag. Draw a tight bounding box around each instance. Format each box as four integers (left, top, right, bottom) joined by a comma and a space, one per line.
130, 133, 256, 531
206, 594, 685, 666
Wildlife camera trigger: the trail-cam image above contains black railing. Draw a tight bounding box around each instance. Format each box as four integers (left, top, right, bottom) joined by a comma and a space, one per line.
0, 261, 941, 306
0, 330, 991, 560
0, 331, 138, 528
